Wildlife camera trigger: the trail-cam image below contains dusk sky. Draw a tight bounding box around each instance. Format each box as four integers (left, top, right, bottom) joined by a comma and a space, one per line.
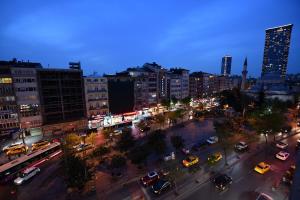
0, 0, 299, 77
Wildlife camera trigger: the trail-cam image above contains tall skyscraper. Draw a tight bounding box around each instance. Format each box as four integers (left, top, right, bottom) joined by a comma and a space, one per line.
241, 57, 248, 91
221, 55, 232, 76
261, 24, 293, 78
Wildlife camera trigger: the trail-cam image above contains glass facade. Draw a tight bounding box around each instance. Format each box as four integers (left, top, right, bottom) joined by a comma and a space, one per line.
262, 24, 293, 78
221, 56, 232, 76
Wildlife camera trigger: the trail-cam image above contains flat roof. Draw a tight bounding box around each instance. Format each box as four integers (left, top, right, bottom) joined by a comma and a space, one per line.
265, 24, 293, 31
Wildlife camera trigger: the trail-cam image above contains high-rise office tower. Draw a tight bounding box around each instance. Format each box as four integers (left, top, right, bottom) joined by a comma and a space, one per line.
221, 55, 232, 76
261, 24, 293, 78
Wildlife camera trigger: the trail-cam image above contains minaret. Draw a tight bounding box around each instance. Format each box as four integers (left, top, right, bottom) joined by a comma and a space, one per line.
241, 57, 248, 90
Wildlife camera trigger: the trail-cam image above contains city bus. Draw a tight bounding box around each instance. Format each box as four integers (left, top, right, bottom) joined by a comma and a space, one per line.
0, 142, 62, 183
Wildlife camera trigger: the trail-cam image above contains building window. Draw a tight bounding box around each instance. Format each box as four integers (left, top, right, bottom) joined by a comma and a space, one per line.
0, 78, 12, 83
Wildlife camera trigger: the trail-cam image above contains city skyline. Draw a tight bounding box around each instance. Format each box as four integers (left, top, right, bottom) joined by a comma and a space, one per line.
0, 0, 300, 77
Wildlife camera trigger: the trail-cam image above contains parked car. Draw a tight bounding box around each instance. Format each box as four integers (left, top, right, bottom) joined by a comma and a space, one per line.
276, 141, 288, 149
181, 148, 190, 155
296, 139, 300, 150
234, 141, 249, 152
275, 151, 290, 161
213, 174, 232, 191
182, 155, 199, 167
14, 167, 40, 185
164, 152, 175, 161
206, 136, 219, 144
282, 165, 296, 185
140, 171, 160, 187
207, 152, 222, 164
256, 193, 274, 200
75, 143, 93, 152
254, 162, 271, 174
113, 129, 122, 136
151, 179, 171, 194
140, 126, 151, 132
31, 140, 50, 151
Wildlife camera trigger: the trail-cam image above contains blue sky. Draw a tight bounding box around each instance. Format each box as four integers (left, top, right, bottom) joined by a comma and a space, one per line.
0, 0, 299, 77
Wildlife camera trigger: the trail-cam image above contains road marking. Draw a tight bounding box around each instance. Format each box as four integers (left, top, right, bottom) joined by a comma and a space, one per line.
140, 185, 151, 200
234, 176, 244, 183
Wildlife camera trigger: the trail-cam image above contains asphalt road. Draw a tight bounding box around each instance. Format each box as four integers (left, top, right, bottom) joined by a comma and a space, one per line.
181, 133, 299, 200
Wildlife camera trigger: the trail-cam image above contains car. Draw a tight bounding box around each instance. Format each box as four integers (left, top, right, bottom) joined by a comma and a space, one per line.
256, 193, 274, 200
282, 165, 296, 185
254, 162, 271, 174
192, 140, 208, 151
31, 140, 50, 151
207, 152, 222, 164
140, 171, 160, 187
14, 167, 40, 185
296, 140, 300, 150
113, 129, 122, 136
234, 141, 249, 152
164, 152, 175, 161
181, 148, 190, 155
297, 121, 300, 127
182, 155, 199, 167
140, 126, 151, 132
206, 136, 218, 144
75, 143, 92, 152
275, 151, 290, 161
276, 141, 288, 149
213, 174, 232, 190
151, 179, 171, 194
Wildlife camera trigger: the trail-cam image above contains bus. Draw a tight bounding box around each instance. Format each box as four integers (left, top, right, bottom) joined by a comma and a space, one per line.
0, 142, 62, 183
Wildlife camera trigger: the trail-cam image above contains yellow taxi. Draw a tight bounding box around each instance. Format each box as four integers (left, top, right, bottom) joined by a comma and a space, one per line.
6, 145, 28, 156
182, 155, 199, 167
207, 152, 222, 164
254, 162, 271, 174
32, 140, 50, 151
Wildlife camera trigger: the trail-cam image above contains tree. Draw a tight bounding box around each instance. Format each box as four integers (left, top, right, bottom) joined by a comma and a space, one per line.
65, 133, 81, 148
85, 132, 97, 145
128, 144, 150, 165
171, 135, 185, 151
64, 155, 89, 189
250, 111, 286, 142
161, 99, 171, 110
171, 96, 178, 108
155, 114, 166, 129
93, 146, 110, 159
110, 155, 126, 169
147, 130, 167, 155
116, 129, 135, 152
181, 96, 191, 108
213, 120, 234, 166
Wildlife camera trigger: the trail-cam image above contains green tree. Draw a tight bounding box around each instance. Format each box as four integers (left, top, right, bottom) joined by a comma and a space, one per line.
181, 96, 191, 108
147, 130, 167, 155
170, 135, 185, 151
161, 99, 171, 110
93, 146, 110, 159
65, 133, 81, 148
116, 129, 135, 152
128, 144, 150, 165
213, 120, 234, 165
155, 114, 166, 129
64, 155, 89, 189
110, 155, 126, 169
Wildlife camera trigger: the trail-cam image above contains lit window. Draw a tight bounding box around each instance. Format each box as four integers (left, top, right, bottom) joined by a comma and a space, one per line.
0, 78, 12, 83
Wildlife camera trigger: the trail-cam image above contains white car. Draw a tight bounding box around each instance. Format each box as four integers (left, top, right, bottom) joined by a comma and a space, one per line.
276, 151, 290, 161
181, 148, 190, 155
206, 136, 219, 144
14, 167, 40, 185
113, 129, 122, 136
234, 141, 249, 152
276, 142, 288, 149
164, 152, 175, 161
